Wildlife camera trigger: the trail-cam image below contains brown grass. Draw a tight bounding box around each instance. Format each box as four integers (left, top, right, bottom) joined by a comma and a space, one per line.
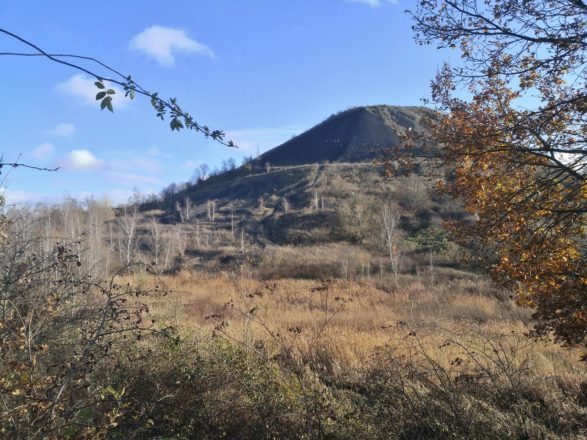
256, 244, 372, 280
110, 269, 587, 438
128, 270, 584, 383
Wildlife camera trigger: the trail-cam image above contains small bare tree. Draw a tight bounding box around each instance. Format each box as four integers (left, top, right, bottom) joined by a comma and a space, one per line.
207, 200, 216, 222
176, 197, 194, 223
176, 201, 184, 223
195, 219, 202, 248
175, 223, 186, 257
161, 230, 174, 272
85, 198, 114, 278
184, 197, 193, 222
192, 162, 209, 184
240, 228, 246, 253
149, 219, 162, 270
379, 203, 403, 287
313, 190, 320, 213
230, 210, 235, 239
117, 205, 138, 272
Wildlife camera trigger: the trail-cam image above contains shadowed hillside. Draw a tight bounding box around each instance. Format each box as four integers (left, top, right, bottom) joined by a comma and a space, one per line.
259, 105, 436, 166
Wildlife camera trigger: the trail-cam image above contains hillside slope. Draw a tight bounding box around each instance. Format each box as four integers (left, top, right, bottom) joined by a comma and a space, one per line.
259, 105, 435, 166
135, 104, 473, 274
169, 105, 437, 208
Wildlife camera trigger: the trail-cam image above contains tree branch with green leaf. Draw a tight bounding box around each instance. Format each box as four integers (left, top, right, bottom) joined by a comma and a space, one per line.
0, 27, 236, 147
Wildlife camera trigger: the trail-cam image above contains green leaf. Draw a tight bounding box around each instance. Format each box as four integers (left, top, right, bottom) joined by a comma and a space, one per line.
170, 117, 184, 131
106, 89, 116, 95
100, 96, 114, 112
96, 91, 106, 100
95, 81, 105, 89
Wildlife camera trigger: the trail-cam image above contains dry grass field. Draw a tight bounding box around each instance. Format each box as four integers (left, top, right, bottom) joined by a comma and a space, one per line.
136, 269, 583, 380
111, 268, 587, 438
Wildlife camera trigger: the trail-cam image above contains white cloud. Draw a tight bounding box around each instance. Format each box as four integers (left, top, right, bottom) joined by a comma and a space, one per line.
346, 0, 397, 7
49, 122, 76, 137
226, 125, 306, 154
108, 156, 161, 175
129, 25, 214, 67
0, 185, 155, 207
32, 142, 55, 160
0, 187, 62, 206
59, 147, 163, 186
107, 171, 162, 185
56, 74, 129, 108
106, 148, 163, 172
64, 149, 103, 170
0, 187, 35, 205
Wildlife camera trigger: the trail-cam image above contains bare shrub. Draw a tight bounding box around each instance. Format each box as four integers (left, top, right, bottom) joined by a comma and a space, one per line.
394, 173, 431, 211
362, 329, 586, 439
333, 194, 378, 243
0, 211, 166, 438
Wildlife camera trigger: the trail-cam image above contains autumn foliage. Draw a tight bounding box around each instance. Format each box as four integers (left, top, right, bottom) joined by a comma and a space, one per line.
411, 0, 587, 352
435, 80, 586, 349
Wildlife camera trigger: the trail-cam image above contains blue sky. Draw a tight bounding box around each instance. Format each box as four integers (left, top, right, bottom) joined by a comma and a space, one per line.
0, 0, 454, 205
